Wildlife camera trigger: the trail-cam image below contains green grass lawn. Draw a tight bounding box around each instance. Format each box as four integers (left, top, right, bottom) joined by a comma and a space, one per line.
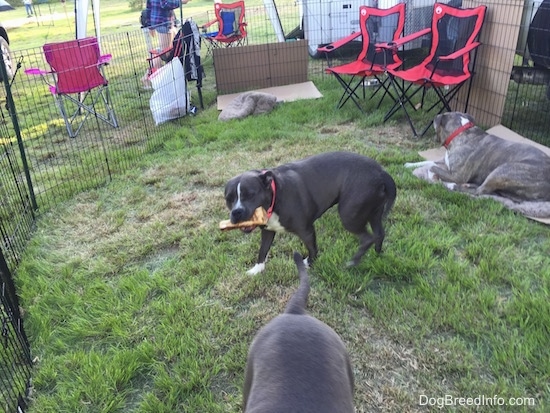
14, 71, 550, 412
5, 0, 291, 49
5, 0, 140, 48
4, 1, 549, 412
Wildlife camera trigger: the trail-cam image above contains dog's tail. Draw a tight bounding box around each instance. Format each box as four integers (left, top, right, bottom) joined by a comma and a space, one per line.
284, 252, 311, 315
382, 172, 397, 219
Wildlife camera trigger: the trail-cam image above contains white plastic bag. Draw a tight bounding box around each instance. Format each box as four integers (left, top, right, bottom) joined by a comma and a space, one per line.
149, 58, 189, 125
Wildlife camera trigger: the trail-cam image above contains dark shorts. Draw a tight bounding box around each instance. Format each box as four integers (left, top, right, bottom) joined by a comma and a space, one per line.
155, 22, 172, 34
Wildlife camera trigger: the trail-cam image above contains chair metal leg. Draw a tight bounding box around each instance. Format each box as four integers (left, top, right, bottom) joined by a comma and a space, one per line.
413, 83, 466, 137
371, 75, 399, 109
332, 73, 366, 113
55, 95, 76, 138
101, 85, 118, 128
383, 76, 421, 136
54, 84, 118, 138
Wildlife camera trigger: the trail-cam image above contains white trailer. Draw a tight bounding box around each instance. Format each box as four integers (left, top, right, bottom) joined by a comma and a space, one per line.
264, 0, 442, 57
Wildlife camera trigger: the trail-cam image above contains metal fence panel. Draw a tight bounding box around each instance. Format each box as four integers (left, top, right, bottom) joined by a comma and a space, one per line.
1, 250, 32, 413
0, 1, 548, 411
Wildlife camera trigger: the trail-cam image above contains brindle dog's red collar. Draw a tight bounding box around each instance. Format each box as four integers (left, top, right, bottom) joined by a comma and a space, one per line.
443, 122, 475, 148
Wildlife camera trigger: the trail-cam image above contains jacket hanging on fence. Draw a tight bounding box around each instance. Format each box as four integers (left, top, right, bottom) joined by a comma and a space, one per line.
181, 19, 203, 87
181, 19, 204, 108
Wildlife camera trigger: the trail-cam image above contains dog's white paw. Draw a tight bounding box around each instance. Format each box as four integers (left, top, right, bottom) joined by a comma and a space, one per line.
444, 182, 457, 190
303, 257, 310, 269
247, 263, 266, 275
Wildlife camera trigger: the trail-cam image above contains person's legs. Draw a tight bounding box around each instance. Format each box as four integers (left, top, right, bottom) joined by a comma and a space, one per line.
153, 23, 174, 69
26, 4, 33, 17
157, 31, 173, 50
141, 28, 156, 88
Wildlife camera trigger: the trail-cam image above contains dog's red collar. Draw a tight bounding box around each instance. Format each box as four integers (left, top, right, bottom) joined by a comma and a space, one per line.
261, 170, 276, 219
267, 179, 276, 219
443, 122, 475, 148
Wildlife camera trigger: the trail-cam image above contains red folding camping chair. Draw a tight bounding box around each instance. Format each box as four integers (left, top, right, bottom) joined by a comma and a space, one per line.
201, 1, 247, 57
25, 37, 118, 138
382, 2, 487, 136
317, 3, 406, 113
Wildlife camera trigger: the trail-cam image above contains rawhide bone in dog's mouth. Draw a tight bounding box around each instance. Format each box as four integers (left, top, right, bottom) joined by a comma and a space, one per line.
219, 207, 267, 232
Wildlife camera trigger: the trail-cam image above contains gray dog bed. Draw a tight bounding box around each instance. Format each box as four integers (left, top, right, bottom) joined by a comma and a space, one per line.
412, 163, 550, 221
218, 92, 278, 121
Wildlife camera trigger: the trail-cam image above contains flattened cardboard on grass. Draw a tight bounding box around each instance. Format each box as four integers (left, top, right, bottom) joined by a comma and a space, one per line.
216, 81, 322, 111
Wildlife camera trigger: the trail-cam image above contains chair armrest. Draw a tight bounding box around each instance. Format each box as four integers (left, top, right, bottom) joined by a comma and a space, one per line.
25, 68, 55, 92
317, 31, 361, 54
147, 46, 174, 68
148, 47, 170, 59
439, 41, 481, 61
98, 54, 112, 65
377, 28, 431, 50
24, 68, 50, 76
428, 42, 481, 79
201, 19, 217, 31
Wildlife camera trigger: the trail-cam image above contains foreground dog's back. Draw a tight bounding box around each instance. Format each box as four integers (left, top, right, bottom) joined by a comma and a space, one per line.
243, 253, 355, 413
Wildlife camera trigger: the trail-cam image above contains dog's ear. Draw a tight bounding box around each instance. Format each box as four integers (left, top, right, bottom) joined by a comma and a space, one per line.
260, 170, 275, 189
433, 114, 442, 130
454, 111, 475, 126
463, 112, 475, 124
224, 176, 238, 197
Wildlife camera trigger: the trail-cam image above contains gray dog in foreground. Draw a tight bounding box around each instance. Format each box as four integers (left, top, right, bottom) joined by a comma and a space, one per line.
224, 151, 397, 274
243, 252, 355, 413
406, 112, 550, 202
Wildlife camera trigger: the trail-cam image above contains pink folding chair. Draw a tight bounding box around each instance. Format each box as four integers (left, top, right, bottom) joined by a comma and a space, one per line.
25, 37, 118, 138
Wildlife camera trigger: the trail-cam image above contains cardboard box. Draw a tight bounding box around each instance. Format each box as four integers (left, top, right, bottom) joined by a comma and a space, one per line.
455, 0, 524, 127
212, 41, 309, 94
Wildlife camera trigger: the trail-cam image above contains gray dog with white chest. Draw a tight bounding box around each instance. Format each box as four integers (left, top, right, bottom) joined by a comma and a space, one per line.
408, 112, 550, 202
224, 151, 397, 274
243, 252, 355, 413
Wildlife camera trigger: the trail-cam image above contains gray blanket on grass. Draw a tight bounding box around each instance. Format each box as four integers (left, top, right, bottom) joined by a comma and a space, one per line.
218, 92, 278, 121
413, 162, 550, 220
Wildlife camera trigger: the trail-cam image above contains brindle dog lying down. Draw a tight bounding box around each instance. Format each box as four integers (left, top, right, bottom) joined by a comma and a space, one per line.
407, 112, 550, 202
